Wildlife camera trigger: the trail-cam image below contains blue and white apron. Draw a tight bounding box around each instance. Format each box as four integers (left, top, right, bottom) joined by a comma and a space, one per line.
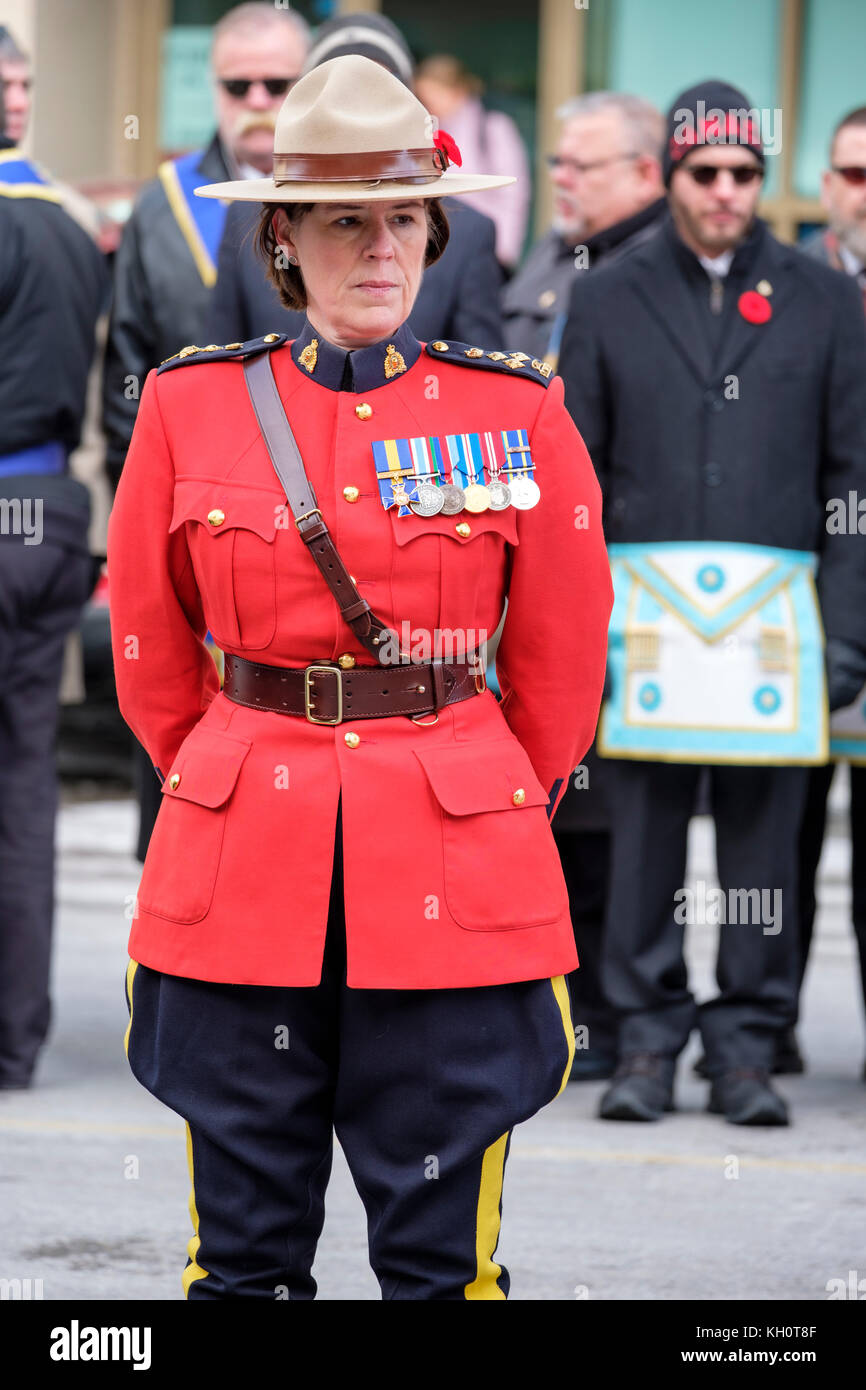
598, 541, 827, 764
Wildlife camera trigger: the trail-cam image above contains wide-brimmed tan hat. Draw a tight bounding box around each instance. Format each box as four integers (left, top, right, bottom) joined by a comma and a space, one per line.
195, 54, 515, 204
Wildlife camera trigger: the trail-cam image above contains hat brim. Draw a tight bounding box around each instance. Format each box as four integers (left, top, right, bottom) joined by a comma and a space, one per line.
194, 172, 516, 203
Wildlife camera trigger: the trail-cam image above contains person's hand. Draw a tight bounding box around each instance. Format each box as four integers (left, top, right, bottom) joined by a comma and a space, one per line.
826, 637, 866, 713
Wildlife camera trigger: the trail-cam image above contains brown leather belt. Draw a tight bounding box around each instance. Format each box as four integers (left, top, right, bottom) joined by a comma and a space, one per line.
222, 652, 486, 725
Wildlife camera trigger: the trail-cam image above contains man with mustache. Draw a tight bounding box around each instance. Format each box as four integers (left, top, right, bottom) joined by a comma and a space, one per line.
102, 1, 310, 863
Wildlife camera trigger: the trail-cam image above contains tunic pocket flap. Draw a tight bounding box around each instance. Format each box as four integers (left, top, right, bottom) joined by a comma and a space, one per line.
162, 727, 252, 808
170, 477, 284, 543
414, 740, 549, 815
389, 504, 518, 547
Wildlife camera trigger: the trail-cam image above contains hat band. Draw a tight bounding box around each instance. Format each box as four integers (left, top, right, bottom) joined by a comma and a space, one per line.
273, 148, 445, 185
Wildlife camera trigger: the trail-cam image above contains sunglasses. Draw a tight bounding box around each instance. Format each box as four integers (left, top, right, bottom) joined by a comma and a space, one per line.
832, 166, 866, 186
684, 164, 763, 186
219, 77, 295, 98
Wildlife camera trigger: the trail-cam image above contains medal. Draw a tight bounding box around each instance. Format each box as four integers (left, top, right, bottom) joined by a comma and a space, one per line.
486, 478, 512, 510
411, 481, 445, 516
439, 483, 466, 514
460, 433, 490, 512
483, 430, 512, 510
501, 429, 540, 510
508, 475, 541, 509
463, 483, 491, 513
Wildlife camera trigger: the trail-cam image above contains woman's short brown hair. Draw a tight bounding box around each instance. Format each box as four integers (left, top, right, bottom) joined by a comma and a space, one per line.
254, 198, 450, 312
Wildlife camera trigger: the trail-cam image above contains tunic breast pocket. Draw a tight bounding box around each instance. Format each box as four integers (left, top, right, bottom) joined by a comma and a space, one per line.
170, 477, 284, 650
137, 725, 252, 924
414, 738, 568, 931
386, 503, 518, 635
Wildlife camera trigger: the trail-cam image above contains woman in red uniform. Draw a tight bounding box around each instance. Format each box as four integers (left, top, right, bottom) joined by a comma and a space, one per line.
109, 55, 612, 1300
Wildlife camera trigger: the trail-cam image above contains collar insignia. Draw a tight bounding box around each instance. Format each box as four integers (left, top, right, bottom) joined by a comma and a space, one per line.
384, 344, 407, 378
299, 338, 318, 373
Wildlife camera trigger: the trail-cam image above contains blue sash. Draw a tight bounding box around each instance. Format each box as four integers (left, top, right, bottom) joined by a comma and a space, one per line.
0, 442, 66, 476
158, 150, 228, 287
0, 149, 61, 203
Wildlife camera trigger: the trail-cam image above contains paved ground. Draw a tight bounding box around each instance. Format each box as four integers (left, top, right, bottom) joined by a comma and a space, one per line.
1, 771, 864, 1302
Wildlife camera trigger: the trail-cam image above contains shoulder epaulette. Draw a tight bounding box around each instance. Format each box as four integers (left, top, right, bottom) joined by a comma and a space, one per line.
158, 333, 288, 373
424, 339, 553, 386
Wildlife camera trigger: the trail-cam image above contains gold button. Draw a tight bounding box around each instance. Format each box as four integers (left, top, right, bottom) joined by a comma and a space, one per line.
355, 403, 373, 420
344, 732, 360, 748
207, 509, 225, 527
343, 485, 360, 503
512, 788, 526, 806
432, 341, 449, 352
456, 522, 471, 538
338, 654, 356, 669
169, 773, 181, 790
263, 333, 280, 343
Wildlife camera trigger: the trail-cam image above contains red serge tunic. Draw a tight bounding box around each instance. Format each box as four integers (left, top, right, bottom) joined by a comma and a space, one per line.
106, 321, 613, 989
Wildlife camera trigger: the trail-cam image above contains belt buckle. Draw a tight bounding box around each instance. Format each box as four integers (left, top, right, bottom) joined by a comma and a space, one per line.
304, 664, 343, 724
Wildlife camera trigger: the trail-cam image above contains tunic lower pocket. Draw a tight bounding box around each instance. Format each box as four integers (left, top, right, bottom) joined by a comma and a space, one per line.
414, 739, 568, 931
137, 725, 252, 924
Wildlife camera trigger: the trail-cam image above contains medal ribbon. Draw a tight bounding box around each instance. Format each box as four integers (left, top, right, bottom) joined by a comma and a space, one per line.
501, 428, 534, 482
372, 438, 419, 515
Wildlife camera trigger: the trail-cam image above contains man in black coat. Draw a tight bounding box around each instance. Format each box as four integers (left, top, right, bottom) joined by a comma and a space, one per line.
205, 195, 503, 347
0, 101, 107, 1088
558, 81, 866, 1126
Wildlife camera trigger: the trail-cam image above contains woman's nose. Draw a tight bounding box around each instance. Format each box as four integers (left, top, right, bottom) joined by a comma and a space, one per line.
364, 220, 396, 258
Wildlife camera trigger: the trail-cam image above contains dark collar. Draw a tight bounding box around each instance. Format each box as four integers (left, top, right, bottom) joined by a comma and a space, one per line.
290, 318, 423, 392
196, 132, 235, 183
583, 196, 668, 261
664, 212, 768, 283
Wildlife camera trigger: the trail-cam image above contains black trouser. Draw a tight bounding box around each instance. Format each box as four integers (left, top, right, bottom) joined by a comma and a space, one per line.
602, 760, 808, 1074
124, 802, 575, 1300
0, 537, 94, 1084
553, 829, 617, 1057
797, 762, 866, 1021
133, 739, 161, 863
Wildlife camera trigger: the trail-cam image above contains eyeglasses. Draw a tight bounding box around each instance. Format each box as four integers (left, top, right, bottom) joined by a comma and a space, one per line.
546, 152, 638, 177
218, 77, 296, 98
684, 164, 763, 186
831, 166, 866, 186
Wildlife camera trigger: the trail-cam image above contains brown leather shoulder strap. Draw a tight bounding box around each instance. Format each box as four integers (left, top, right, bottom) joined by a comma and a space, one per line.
243, 350, 396, 663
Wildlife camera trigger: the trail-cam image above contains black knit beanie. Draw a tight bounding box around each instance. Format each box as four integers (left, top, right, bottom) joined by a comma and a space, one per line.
663, 79, 765, 185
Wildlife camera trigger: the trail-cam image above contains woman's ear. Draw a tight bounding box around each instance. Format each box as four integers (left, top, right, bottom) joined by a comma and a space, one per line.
272, 208, 296, 260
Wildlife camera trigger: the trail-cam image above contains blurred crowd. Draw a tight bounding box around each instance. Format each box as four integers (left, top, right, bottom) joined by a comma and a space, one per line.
1, 4, 865, 1128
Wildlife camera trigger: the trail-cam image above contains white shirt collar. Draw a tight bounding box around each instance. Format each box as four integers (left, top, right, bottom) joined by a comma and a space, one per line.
838, 242, 865, 277
698, 249, 735, 278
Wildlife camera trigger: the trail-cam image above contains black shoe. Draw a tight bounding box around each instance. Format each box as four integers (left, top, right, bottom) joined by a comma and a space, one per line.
598, 1052, 675, 1121
569, 1050, 618, 1082
694, 1028, 805, 1079
773, 1028, 805, 1075
708, 1068, 789, 1126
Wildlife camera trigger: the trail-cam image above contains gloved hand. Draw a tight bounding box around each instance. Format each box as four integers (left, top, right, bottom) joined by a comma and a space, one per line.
825, 637, 866, 713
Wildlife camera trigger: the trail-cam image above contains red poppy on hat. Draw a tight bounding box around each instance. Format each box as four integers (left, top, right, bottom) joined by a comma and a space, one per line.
432, 130, 462, 170
738, 290, 772, 324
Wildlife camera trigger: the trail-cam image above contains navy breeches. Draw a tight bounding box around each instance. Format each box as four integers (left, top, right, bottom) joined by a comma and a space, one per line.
124, 804, 574, 1300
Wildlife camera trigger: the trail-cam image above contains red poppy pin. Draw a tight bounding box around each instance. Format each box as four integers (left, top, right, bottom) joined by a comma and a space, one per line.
432, 130, 462, 170
738, 289, 772, 324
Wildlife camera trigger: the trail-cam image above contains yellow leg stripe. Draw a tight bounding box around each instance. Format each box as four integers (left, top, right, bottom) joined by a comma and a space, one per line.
551, 974, 576, 1097
464, 1131, 509, 1301
123, 960, 139, 1060
182, 1123, 210, 1297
